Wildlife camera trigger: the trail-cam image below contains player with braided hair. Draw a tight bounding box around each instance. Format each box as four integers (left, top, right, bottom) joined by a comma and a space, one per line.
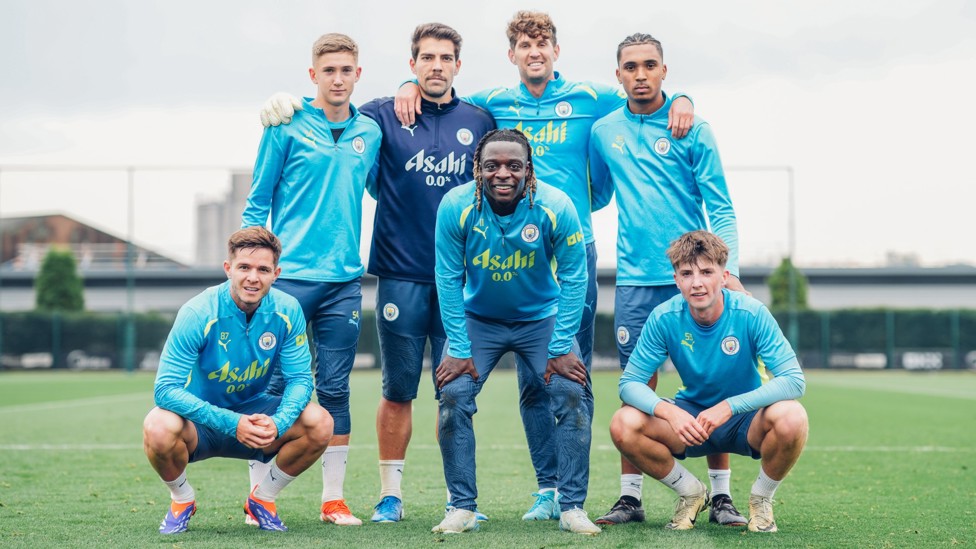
430, 129, 601, 535
471, 129, 537, 211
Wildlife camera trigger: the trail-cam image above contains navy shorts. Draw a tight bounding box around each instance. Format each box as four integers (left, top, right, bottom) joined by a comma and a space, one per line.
188, 392, 282, 464
672, 398, 761, 460
614, 285, 679, 368
376, 278, 444, 402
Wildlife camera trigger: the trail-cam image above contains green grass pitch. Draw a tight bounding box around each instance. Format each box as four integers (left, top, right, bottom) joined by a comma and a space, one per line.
1, 369, 974, 548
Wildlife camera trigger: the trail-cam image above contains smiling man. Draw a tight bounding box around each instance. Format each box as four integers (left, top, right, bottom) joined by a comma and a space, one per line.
241, 33, 381, 527
144, 227, 332, 534
610, 230, 808, 533
431, 129, 599, 535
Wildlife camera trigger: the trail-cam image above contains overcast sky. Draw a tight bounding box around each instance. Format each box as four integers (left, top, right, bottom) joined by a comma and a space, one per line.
1, 0, 974, 267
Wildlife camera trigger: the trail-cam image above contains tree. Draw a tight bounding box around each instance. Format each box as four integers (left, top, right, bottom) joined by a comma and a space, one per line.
767, 256, 809, 310
35, 247, 85, 311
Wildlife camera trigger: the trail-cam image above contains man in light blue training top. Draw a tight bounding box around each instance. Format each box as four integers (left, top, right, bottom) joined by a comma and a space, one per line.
610, 230, 808, 533
241, 33, 381, 526
143, 227, 332, 534
589, 32, 748, 526
394, 11, 696, 519
431, 129, 600, 536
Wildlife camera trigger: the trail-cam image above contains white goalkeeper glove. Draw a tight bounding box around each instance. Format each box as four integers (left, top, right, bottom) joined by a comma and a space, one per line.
259, 92, 303, 127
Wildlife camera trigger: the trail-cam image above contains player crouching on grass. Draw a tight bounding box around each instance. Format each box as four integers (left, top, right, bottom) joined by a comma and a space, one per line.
609, 230, 808, 532
143, 227, 332, 534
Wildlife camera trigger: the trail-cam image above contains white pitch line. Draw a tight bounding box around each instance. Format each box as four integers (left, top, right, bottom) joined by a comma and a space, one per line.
1, 443, 972, 452
0, 392, 149, 414
806, 376, 976, 400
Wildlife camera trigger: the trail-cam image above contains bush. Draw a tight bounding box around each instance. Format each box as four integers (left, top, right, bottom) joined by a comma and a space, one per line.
35, 248, 84, 312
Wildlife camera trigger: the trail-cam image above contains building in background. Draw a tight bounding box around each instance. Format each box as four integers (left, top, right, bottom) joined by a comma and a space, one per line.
195, 170, 251, 266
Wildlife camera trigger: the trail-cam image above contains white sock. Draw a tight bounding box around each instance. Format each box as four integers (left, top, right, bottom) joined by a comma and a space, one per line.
708, 468, 732, 498
249, 459, 271, 490
321, 445, 349, 503
163, 471, 195, 503
658, 462, 701, 497
253, 460, 296, 502
379, 460, 405, 499
751, 468, 781, 499
620, 474, 643, 500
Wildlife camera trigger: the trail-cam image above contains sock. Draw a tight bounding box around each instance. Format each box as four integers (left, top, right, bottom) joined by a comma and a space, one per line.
249, 459, 271, 490
751, 468, 781, 499
163, 471, 195, 503
538, 487, 557, 496
321, 445, 349, 503
658, 462, 701, 497
620, 474, 643, 501
379, 459, 405, 499
708, 468, 732, 498
253, 460, 296, 502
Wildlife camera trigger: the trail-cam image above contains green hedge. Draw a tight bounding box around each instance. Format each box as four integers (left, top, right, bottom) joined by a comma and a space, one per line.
3, 308, 974, 370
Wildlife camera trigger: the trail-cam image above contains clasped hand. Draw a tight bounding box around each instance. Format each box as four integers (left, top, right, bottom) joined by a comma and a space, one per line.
236, 413, 278, 449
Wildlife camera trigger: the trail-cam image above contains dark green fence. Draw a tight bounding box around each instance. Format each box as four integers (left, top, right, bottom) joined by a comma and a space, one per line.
2, 309, 974, 371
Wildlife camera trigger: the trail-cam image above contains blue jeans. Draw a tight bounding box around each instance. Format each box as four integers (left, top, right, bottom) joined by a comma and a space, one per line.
439, 314, 594, 512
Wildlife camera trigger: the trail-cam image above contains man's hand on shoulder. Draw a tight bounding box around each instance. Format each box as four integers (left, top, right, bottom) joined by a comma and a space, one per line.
667, 96, 694, 139
435, 356, 478, 389
726, 275, 751, 295
394, 82, 422, 127
260, 92, 303, 127
544, 352, 587, 386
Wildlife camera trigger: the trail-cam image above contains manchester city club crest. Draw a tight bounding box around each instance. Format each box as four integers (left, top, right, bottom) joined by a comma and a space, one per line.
617, 326, 630, 345
555, 101, 573, 118
654, 137, 671, 155
456, 128, 473, 145
521, 224, 540, 243
721, 336, 740, 355
352, 136, 366, 154
383, 303, 400, 321
259, 332, 277, 350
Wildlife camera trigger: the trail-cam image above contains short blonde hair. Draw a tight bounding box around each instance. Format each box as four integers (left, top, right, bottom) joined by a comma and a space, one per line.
506, 11, 557, 48
312, 33, 358, 63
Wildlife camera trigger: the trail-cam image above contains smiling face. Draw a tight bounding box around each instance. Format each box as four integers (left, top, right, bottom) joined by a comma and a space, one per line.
617, 43, 667, 114
480, 140, 529, 215
673, 259, 729, 325
309, 51, 361, 109
224, 247, 281, 315
508, 33, 559, 86
410, 37, 460, 103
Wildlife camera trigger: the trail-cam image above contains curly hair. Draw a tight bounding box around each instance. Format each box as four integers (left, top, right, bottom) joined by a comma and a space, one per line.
506, 11, 557, 48
472, 129, 536, 211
